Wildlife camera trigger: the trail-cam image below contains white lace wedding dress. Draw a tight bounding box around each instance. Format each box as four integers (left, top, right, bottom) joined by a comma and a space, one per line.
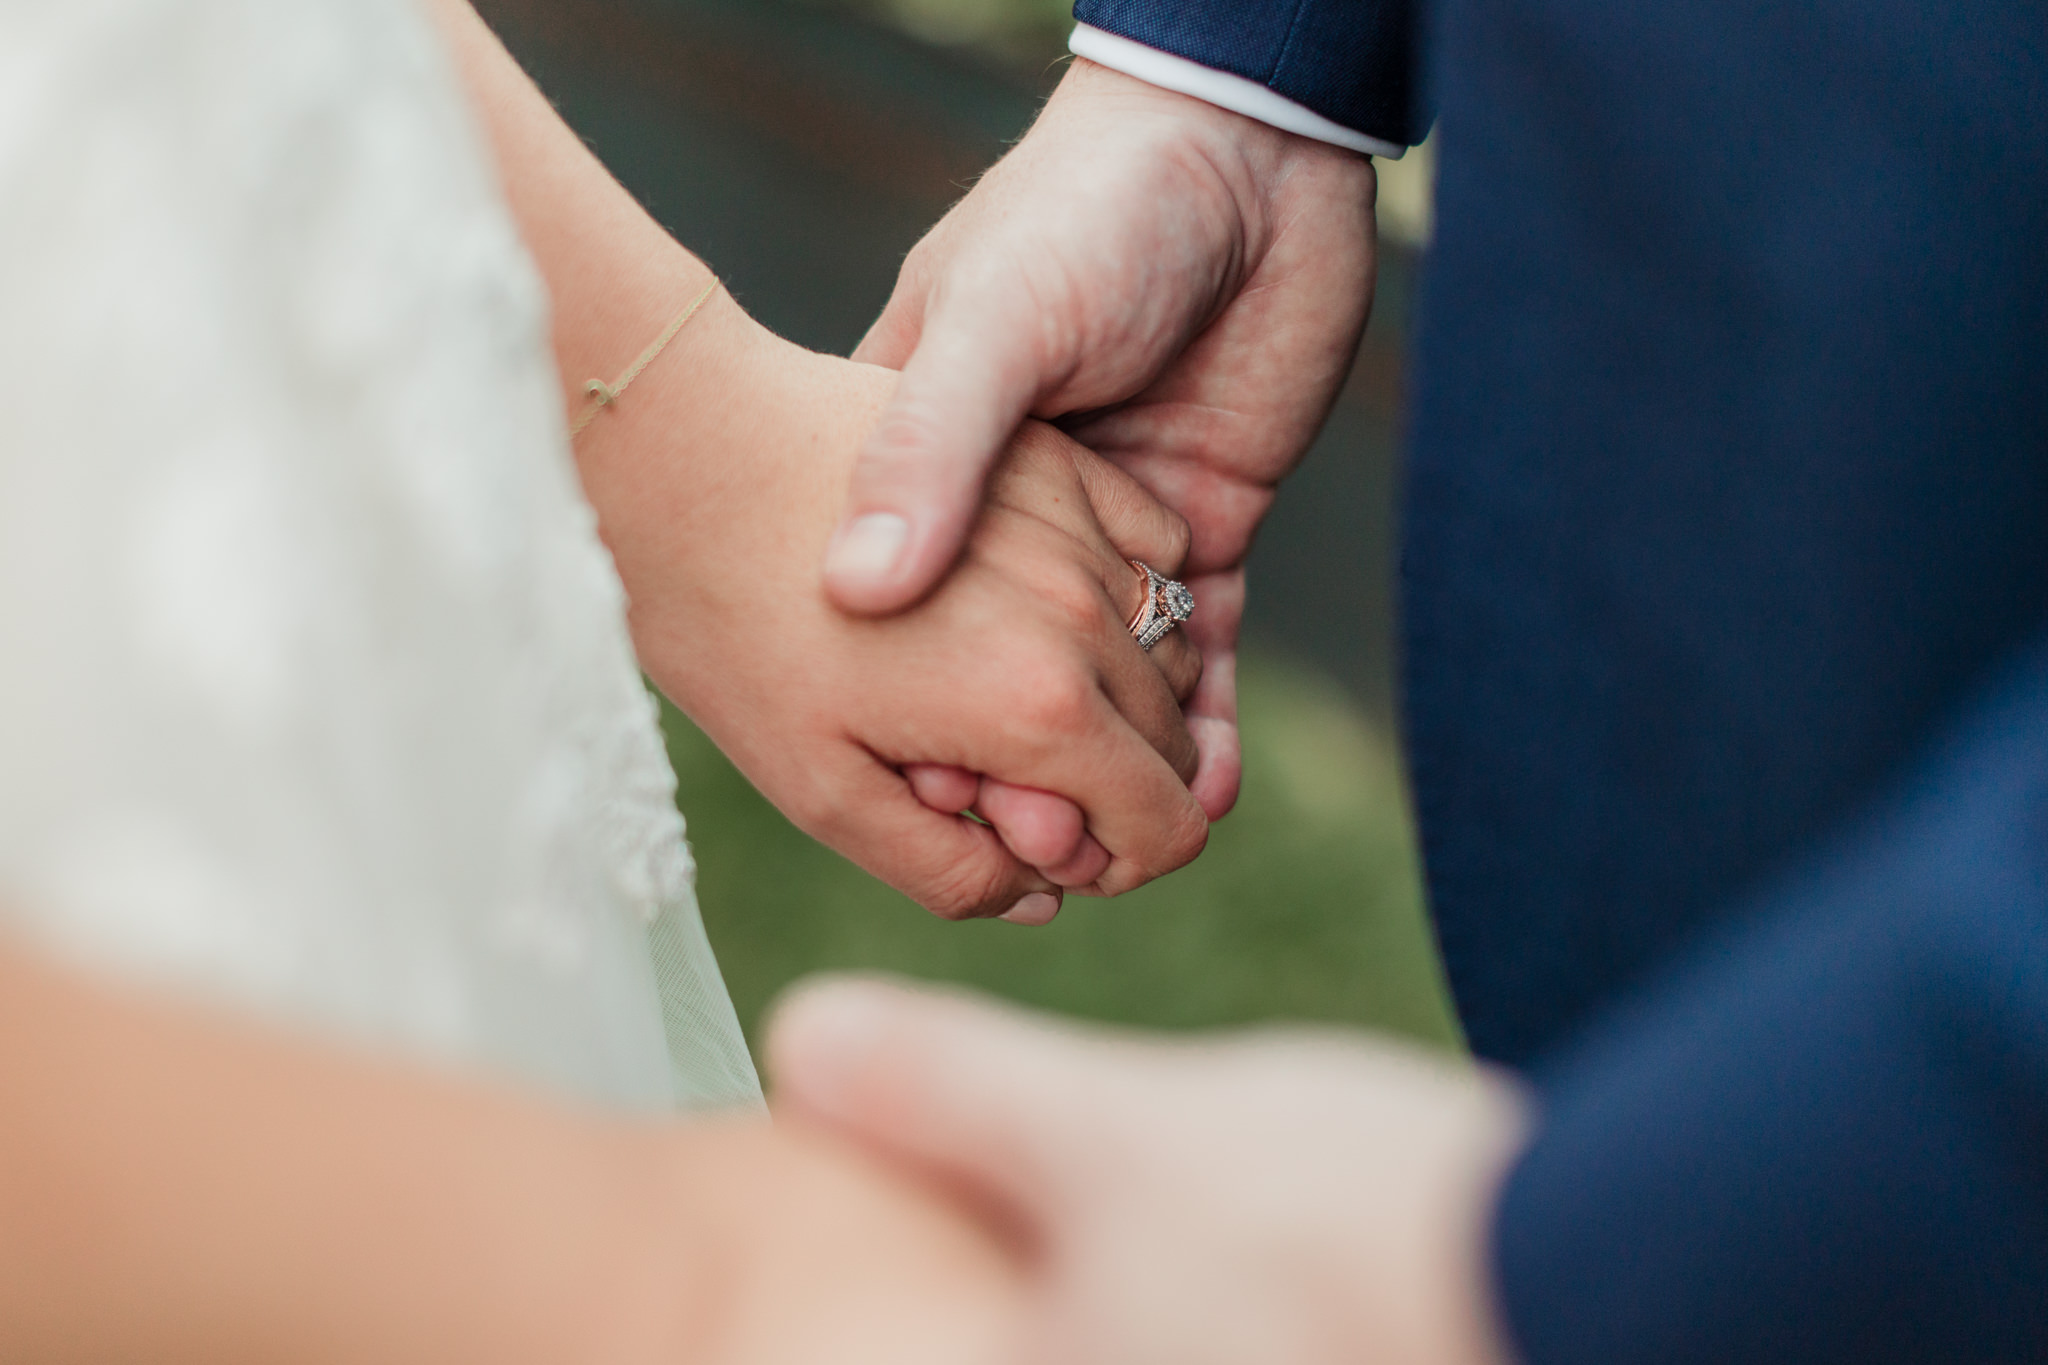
0, 0, 760, 1110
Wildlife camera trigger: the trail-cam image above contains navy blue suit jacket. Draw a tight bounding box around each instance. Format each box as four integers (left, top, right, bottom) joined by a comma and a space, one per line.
1076, 0, 2048, 1358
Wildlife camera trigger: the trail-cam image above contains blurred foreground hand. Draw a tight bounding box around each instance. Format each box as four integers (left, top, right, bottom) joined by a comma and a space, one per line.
769, 977, 1529, 1365
0, 944, 1025, 1365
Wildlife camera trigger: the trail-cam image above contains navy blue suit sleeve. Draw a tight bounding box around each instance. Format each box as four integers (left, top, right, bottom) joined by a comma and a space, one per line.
1072, 0, 1428, 148
1493, 639, 2048, 1363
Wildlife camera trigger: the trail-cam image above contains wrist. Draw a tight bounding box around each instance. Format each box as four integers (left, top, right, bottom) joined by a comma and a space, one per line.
1033, 58, 1375, 581
427, 0, 798, 489
564, 298, 873, 699
1054, 58, 1369, 255
1067, 28, 1404, 159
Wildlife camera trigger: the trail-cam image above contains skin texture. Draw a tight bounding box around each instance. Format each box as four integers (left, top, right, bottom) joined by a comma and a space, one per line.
770, 977, 1530, 1365
433, 2, 1209, 915
0, 944, 1021, 1365
827, 58, 1379, 826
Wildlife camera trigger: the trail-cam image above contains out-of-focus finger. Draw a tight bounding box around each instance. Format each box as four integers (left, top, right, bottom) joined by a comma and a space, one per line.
905, 762, 979, 814
824, 281, 1047, 618
768, 978, 1118, 1218
1189, 711, 1243, 822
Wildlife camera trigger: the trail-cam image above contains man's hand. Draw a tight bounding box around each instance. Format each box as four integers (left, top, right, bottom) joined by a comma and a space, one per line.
769, 977, 1528, 1365
826, 59, 1379, 819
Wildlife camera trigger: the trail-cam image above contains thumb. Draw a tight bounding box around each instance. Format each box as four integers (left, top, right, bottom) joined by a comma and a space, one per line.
767, 977, 1105, 1220
824, 286, 1046, 616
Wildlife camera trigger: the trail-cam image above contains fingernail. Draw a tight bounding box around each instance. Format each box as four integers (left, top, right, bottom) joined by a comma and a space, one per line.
1000, 892, 1061, 926
825, 512, 910, 582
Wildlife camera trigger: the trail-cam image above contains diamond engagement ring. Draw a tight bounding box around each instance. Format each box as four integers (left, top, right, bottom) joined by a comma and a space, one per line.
1126, 559, 1195, 651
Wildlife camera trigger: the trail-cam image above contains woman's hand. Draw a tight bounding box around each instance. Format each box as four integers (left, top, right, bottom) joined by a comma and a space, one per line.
585, 311, 1209, 918
434, 1, 1209, 920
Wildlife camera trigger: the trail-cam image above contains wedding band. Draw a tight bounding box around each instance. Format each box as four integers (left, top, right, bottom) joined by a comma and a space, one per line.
1126, 560, 1195, 651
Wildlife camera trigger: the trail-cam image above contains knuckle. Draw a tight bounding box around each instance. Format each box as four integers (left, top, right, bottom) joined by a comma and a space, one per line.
1157, 806, 1211, 873
1137, 802, 1211, 878
787, 785, 859, 854
771, 762, 851, 842
1016, 421, 1084, 475
1094, 803, 1211, 895
1007, 661, 1098, 741
989, 422, 1081, 502
1092, 863, 1155, 897
897, 226, 961, 295
919, 851, 1016, 921
899, 236, 937, 283
864, 406, 950, 471
1038, 561, 1110, 636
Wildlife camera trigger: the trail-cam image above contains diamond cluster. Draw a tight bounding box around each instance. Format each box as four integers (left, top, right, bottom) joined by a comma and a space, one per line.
1161, 579, 1195, 622
1130, 561, 1195, 651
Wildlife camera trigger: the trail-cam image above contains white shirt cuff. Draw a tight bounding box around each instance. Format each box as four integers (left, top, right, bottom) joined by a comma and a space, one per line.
1069, 24, 1407, 160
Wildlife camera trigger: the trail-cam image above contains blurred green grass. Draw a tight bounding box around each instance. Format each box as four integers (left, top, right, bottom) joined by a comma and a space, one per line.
663, 651, 1463, 1054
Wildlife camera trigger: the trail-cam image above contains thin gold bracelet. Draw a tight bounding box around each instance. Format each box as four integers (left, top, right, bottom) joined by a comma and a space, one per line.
569, 277, 720, 440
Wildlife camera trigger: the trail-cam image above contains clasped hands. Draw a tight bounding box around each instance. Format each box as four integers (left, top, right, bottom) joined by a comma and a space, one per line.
633, 57, 1523, 1365
612, 328, 1210, 920
641, 371, 1195, 920
589, 62, 1518, 1365
598, 56, 1381, 925
451, 6, 1525, 1358
465, 8, 1220, 922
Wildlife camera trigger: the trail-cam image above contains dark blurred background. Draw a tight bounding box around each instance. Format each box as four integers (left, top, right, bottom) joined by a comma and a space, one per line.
475, 0, 1462, 1052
